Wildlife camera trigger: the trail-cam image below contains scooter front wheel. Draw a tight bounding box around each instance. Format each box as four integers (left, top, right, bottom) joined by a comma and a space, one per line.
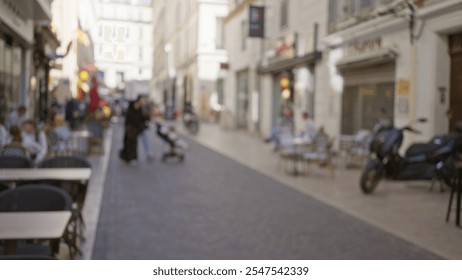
360, 163, 382, 194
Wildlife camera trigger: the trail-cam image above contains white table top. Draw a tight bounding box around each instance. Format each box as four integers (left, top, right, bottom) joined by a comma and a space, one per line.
70, 130, 91, 137
0, 211, 71, 240
0, 168, 92, 182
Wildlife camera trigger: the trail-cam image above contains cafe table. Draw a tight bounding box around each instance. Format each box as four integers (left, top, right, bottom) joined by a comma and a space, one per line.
0, 211, 71, 255
0, 168, 92, 188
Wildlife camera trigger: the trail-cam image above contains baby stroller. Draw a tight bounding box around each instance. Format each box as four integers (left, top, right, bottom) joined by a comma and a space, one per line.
155, 121, 185, 162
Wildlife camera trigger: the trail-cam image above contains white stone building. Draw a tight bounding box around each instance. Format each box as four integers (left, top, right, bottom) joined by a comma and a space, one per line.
152, 0, 228, 119
84, 0, 153, 97
325, 0, 462, 148
223, 0, 328, 137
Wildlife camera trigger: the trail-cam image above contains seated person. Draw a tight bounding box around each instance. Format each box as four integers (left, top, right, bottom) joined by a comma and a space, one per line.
301, 112, 317, 142
0, 126, 28, 158
21, 120, 48, 164
46, 113, 71, 152
265, 107, 294, 150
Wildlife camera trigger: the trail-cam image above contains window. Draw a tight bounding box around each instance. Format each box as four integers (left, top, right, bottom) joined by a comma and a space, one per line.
216, 17, 224, 49
241, 20, 247, 50
359, 0, 373, 10
280, 0, 289, 29
116, 72, 124, 85
328, 0, 338, 25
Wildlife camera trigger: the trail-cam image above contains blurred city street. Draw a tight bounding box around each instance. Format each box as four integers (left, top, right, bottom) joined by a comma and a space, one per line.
90, 122, 441, 259
1, 0, 462, 261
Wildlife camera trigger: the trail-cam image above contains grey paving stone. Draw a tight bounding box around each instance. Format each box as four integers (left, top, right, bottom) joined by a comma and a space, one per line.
92, 124, 441, 260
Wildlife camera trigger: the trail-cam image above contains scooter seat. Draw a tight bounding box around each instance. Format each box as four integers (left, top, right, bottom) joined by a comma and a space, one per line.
405, 143, 441, 157
405, 135, 456, 158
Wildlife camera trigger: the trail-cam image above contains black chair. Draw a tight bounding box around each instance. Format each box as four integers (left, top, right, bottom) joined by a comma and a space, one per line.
37, 156, 92, 255
38, 156, 91, 168
0, 182, 9, 193
0, 156, 32, 168
37, 155, 91, 209
0, 143, 28, 158
0, 184, 73, 212
0, 184, 76, 258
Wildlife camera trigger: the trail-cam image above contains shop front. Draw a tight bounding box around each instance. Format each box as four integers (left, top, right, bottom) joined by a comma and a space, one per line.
449, 32, 462, 131
0, 33, 23, 118
336, 38, 398, 135
258, 33, 321, 133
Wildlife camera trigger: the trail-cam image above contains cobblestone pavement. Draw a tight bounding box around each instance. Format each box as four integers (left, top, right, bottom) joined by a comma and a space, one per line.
92, 123, 440, 259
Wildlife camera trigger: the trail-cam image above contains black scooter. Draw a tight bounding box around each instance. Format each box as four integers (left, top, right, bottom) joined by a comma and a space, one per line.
360, 118, 462, 194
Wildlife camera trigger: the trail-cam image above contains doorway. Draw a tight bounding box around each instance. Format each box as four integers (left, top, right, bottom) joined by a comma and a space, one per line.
449, 33, 462, 131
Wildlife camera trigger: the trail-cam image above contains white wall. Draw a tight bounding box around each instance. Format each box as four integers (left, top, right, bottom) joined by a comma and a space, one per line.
416, 4, 462, 137
90, 0, 153, 89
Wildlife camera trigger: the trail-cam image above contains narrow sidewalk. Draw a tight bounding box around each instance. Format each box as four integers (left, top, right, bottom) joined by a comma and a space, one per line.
180, 123, 462, 259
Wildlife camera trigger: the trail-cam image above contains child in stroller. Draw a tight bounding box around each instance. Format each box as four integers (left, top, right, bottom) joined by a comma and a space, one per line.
155, 121, 185, 162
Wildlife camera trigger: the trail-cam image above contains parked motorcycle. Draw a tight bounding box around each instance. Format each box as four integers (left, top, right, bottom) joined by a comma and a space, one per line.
360, 118, 462, 194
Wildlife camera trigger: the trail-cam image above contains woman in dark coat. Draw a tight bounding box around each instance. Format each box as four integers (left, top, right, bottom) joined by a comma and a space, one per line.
119, 95, 147, 163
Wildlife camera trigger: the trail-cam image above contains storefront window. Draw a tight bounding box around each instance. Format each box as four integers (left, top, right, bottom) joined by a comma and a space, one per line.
341, 82, 394, 134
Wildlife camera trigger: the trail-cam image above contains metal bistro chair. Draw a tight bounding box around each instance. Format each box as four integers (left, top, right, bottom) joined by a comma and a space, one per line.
37, 156, 91, 254
302, 132, 336, 177
0, 155, 32, 169
277, 131, 299, 173
345, 129, 371, 168
0, 143, 28, 158
0, 184, 75, 258
0, 182, 9, 193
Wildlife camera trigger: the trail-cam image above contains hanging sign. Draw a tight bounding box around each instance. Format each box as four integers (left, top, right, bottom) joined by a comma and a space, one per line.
249, 6, 265, 38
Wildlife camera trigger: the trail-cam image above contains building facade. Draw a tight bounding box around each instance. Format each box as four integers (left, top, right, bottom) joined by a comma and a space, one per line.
223, 0, 328, 137
325, 0, 462, 148
88, 0, 153, 98
152, 0, 228, 119
0, 0, 56, 121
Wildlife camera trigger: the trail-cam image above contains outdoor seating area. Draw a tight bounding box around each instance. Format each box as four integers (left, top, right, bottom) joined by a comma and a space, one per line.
276, 128, 336, 177
0, 155, 92, 259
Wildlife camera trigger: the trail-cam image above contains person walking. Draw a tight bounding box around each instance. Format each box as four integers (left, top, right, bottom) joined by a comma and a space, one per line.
65, 97, 79, 130
139, 100, 154, 161
119, 95, 148, 164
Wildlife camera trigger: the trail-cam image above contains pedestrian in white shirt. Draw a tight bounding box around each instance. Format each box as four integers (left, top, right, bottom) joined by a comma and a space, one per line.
21, 120, 48, 165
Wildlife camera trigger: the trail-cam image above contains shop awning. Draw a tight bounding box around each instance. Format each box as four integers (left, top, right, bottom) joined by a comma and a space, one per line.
257, 51, 322, 74
336, 48, 398, 72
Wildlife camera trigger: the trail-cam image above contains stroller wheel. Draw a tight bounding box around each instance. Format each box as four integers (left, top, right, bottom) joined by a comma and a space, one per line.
179, 154, 185, 162
161, 154, 167, 162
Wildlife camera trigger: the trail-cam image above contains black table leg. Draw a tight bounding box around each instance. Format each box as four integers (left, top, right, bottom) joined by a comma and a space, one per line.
446, 182, 455, 222
456, 171, 461, 227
